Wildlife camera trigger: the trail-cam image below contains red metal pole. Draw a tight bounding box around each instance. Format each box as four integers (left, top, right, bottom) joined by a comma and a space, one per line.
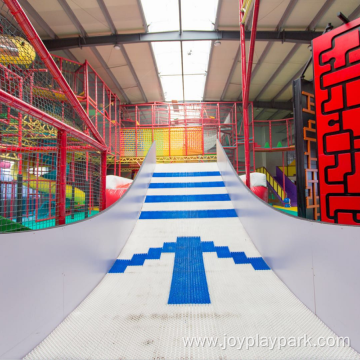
100, 151, 107, 211
240, 0, 250, 188
240, 0, 260, 186
282, 150, 285, 195
243, 0, 260, 105
56, 130, 67, 226
251, 102, 255, 170
235, 104, 239, 173
72, 153, 75, 183
5, 0, 106, 147
18, 78, 23, 175
0, 146, 96, 153
135, 105, 138, 157
85, 60, 90, 117
168, 104, 171, 157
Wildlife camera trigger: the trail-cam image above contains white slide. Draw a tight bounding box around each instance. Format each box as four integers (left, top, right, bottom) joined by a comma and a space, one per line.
25, 162, 360, 360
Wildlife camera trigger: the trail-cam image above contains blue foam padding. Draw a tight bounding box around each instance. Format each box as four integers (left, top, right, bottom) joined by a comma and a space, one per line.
153, 171, 221, 177
129, 254, 147, 266
147, 248, 162, 260
215, 246, 232, 258
145, 194, 231, 203
231, 252, 249, 264
139, 209, 237, 219
162, 242, 177, 252
149, 182, 225, 188
108, 259, 131, 273
201, 241, 216, 252
248, 257, 271, 270
168, 237, 210, 304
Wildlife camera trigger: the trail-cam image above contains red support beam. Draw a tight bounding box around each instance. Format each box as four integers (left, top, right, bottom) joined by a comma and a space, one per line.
239, 0, 250, 188
0, 89, 107, 152
100, 151, 107, 211
239, 0, 260, 187
282, 151, 286, 195
56, 130, 67, 226
0, 146, 97, 153
4, 0, 106, 147
243, 0, 260, 105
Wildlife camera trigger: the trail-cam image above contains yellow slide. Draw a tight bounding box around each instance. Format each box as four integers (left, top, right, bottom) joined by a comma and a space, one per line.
11, 162, 85, 205
0, 35, 36, 68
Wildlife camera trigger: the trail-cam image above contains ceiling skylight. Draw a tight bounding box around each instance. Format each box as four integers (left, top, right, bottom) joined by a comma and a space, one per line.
181, 0, 219, 31
141, 0, 218, 32
141, 0, 179, 32
182, 41, 211, 100
152, 41, 211, 101
141, 0, 219, 101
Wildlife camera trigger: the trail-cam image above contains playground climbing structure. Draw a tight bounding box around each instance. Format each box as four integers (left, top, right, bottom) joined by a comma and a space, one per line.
0, 0, 107, 232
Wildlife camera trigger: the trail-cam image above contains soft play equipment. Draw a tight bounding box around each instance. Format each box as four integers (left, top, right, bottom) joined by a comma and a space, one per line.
240, 172, 268, 202
10, 161, 85, 205
105, 175, 133, 208
0, 35, 36, 67
1, 160, 36, 199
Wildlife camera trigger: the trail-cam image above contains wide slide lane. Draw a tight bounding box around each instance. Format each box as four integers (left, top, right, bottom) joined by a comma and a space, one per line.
25, 162, 360, 360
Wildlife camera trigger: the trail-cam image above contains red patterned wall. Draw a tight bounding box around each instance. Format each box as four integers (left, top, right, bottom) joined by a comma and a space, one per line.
313, 19, 360, 225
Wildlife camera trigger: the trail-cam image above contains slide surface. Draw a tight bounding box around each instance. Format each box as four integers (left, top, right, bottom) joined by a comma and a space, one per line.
24, 162, 360, 360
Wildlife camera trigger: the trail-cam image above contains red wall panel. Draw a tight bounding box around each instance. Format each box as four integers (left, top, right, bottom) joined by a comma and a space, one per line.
313, 18, 360, 224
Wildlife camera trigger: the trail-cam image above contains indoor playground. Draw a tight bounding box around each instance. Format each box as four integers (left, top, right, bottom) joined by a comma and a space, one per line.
1, 0, 360, 359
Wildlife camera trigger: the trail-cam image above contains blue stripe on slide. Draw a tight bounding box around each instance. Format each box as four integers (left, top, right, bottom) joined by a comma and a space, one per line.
139, 209, 237, 219
108, 241, 270, 274
168, 237, 210, 304
145, 194, 230, 203
149, 182, 225, 188
153, 171, 220, 177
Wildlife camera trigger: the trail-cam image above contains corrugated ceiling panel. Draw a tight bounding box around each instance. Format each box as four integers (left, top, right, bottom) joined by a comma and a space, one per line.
250, 42, 295, 98
97, 45, 128, 68
123, 43, 163, 102
205, 41, 239, 100
317, 0, 360, 29
257, 44, 310, 100
217, 0, 238, 30
110, 65, 137, 90
256, 0, 292, 30
28, 0, 79, 36
285, 0, 326, 30
124, 87, 144, 103
104, 0, 144, 33
274, 84, 292, 102
222, 41, 269, 100
65, 0, 111, 35
225, 83, 241, 100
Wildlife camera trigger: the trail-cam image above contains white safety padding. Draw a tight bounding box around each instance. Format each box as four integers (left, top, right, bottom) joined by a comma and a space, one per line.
106, 175, 133, 189
239, 172, 267, 188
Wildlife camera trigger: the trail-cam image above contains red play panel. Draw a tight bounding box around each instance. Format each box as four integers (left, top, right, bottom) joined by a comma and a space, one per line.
313, 19, 360, 224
